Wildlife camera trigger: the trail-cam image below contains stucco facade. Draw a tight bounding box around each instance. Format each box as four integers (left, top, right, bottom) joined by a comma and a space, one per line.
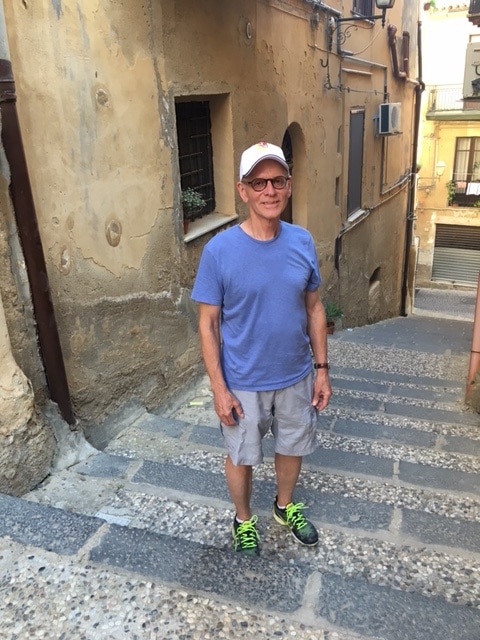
0, 168, 55, 495
0, 0, 419, 488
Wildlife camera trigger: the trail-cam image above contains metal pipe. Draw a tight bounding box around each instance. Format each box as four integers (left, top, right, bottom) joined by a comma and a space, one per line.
466, 273, 480, 403
400, 20, 425, 317
0, 5, 74, 425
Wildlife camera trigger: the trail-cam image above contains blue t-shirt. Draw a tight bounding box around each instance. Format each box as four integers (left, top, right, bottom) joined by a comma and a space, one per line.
191, 222, 321, 391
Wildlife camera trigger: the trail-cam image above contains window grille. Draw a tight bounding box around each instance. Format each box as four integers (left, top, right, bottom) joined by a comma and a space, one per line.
175, 101, 215, 222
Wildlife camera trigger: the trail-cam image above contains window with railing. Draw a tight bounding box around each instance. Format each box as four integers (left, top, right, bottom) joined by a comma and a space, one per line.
427, 85, 464, 112
451, 137, 480, 205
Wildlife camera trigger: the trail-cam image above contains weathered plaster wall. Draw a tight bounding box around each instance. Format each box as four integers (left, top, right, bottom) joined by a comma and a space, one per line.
0, 284, 54, 495
5, 0, 200, 424
0, 142, 55, 495
3, 0, 417, 429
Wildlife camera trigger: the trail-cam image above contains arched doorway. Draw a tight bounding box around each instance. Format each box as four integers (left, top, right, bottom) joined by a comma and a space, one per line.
281, 124, 307, 228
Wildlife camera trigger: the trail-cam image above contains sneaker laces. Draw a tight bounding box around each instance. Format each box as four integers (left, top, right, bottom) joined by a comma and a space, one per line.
235, 516, 260, 549
285, 503, 310, 530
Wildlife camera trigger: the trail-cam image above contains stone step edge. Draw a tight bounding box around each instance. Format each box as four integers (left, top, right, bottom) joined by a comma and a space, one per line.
96, 479, 480, 561
132, 413, 480, 463
328, 365, 464, 390
186, 416, 480, 459
70, 454, 480, 555
105, 437, 480, 501
1, 493, 479, 640
115, 418, 480, 496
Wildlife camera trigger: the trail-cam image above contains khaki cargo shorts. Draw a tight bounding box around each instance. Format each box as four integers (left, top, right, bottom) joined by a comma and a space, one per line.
221, 373, 318, 466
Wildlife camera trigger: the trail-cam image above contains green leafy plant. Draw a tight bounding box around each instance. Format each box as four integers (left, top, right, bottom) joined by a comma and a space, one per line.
474, 200, 480, 208
324, 301, 344, 326
181, 187, 207, 220
446, 180, 456, 206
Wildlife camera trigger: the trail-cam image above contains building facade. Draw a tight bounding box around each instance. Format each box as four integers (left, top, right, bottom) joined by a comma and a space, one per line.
1, 0, 418, 493
415, 2, 480, 289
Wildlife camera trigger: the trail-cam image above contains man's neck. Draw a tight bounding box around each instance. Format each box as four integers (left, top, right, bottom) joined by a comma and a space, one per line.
241, 217, 280, 241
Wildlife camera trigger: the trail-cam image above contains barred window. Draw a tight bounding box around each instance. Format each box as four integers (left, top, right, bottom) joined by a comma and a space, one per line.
175, 101, 215, 223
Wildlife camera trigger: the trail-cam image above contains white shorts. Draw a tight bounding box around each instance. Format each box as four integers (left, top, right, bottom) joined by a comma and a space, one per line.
221, 373, 318, 466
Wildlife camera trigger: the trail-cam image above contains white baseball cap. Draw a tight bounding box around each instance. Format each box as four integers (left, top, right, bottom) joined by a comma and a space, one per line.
239, 141, 290, 180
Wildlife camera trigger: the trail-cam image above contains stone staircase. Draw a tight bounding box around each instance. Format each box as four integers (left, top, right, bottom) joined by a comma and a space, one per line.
2, 316, 480, 639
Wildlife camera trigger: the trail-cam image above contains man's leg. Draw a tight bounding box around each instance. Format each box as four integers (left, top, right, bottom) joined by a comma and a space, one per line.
225, 455, 253, 520
274, 453, 302, 506
226, 455, 260, 556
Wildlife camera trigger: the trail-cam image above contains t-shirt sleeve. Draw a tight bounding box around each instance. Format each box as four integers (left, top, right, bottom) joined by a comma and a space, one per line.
191, 243, 224, 305
306, 234, 322, 291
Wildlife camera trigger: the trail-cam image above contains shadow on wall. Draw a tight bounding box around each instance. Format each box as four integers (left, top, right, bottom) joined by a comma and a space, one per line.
368, 267, 382, 324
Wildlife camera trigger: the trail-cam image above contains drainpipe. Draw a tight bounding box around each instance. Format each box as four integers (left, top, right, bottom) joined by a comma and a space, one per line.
0, 5, 74, 425
400, 20, 425, 316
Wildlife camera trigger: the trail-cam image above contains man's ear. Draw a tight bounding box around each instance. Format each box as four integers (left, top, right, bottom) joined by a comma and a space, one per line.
236, 181, 249, 203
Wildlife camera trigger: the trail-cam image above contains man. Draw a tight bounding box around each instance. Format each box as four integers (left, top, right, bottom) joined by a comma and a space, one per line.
191, 141, 332, 556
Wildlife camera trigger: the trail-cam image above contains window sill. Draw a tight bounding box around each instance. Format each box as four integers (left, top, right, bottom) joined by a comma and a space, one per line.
347, 208, 367, 223
183, 212, 238, 243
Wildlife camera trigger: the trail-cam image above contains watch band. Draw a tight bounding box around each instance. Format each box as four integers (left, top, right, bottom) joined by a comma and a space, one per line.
314, 362, 330, 370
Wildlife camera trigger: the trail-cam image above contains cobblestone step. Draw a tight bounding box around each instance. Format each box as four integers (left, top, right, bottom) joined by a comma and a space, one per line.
4, 315, 479, 639
5, 465, 480, 640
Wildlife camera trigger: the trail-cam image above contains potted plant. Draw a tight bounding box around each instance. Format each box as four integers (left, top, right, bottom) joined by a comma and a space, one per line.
181, 187, 206, 233
324, 301, 343, 335
446, 180, 457, 206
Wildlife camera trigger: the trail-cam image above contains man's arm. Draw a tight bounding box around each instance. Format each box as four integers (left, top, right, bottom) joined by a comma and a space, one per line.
305, 290, 332, 411
197, 303, 244, 426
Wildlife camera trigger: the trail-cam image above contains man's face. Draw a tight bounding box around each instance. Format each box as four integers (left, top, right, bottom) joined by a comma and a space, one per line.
237, 159, 292, 222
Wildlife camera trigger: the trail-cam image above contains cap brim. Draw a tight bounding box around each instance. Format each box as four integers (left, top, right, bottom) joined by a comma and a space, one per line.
242, 155, 290, 179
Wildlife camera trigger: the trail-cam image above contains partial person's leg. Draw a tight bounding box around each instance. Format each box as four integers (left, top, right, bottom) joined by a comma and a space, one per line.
271, 376, 319, 546
222, 389, 273, 555
225, 455, 253, 520
274, 453, 302, 507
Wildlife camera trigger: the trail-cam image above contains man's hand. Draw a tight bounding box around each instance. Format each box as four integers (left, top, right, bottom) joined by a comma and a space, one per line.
312, 370, 332, 412
213, 387, 244, 426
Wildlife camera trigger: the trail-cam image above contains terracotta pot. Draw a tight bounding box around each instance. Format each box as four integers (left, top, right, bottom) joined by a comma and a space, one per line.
326, 323, 335, 335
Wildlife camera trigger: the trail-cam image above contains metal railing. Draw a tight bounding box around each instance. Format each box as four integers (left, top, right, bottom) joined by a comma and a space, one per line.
427, 84, 464, 112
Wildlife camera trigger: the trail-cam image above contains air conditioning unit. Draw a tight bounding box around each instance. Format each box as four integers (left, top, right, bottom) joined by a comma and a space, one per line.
378, 102, 402, 135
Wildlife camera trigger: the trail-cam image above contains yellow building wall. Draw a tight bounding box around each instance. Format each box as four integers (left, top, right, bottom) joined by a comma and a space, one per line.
415, 4, 480, 288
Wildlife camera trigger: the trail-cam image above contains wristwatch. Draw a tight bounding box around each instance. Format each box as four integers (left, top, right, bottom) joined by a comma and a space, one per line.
313, 362, 330, 370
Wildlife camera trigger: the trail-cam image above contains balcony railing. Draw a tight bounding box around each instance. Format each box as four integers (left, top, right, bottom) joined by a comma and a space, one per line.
427, 85, 464, 112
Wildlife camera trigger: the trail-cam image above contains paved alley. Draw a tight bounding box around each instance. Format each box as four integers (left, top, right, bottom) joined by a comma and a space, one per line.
1, 289, 479, 639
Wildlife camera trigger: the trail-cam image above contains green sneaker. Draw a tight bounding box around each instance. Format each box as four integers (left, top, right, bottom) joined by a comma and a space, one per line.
232, 515, 260, 556
272, 499, 319, 546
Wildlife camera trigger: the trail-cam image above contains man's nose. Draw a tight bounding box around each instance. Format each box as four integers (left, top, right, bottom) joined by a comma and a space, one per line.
264, 179, 276, 194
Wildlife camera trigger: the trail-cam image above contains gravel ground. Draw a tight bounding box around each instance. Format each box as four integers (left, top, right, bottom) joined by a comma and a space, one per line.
0, 539, 360, 640
96, 489, 480, 610
170, 451, 480, 523
5, 315, 478, 639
